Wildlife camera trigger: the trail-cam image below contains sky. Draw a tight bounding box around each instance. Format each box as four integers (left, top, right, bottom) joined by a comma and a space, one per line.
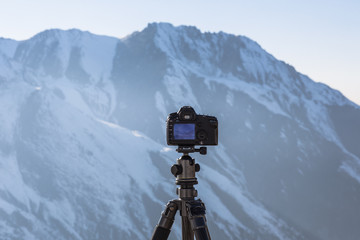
1, 0, 359, 104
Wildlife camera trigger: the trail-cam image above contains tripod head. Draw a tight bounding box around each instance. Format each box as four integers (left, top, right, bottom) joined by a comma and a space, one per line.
171, 145, 207, 200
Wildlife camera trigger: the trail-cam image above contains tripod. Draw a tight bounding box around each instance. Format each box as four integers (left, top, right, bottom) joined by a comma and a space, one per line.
151, 146, 211, 240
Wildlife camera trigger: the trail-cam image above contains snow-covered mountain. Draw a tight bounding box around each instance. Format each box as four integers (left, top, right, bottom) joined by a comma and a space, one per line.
0, 23, 359, 240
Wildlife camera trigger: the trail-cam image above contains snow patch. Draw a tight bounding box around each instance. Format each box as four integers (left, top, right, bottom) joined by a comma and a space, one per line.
226, 91, 234, 106
245, 120, 252, 130
161, 147, 172, 152
155, 91, 167, 119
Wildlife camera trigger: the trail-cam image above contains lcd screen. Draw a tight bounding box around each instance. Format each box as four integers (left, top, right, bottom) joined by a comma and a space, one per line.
174, 123, 195, 140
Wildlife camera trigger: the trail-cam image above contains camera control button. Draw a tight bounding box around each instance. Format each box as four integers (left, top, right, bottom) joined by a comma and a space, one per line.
195, 163, 200, 172
197, 130, 207, 140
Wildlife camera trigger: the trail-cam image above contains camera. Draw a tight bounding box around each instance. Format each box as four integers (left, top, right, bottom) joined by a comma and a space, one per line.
167, 106, 218, 146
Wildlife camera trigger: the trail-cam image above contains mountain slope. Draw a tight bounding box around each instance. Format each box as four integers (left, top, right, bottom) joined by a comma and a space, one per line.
0, 23, 359, 240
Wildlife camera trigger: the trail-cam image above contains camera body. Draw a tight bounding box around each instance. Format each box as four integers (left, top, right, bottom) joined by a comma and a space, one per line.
167, 106, 218, 146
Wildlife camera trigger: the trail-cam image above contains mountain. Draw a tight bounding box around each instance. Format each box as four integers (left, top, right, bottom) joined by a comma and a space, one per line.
0, 22, 359, 240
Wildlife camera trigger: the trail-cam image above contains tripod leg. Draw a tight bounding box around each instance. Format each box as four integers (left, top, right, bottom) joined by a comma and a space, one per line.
181, 216, 194, 240
186, 199, 211, 240
151, 200, 178, 240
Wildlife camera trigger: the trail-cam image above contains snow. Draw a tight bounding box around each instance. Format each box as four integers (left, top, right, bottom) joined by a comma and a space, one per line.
280, 129, 287, 141
163, 72, 200, 110
0, 153, 33, 214
205, 74, 291, 117
198, 180, 245, 235
79, 81, 117, 119
153, 23, 356, 159
155, 91, 167, 119
0, 38, 18, 58
226, 91, 234, 106
77, 33, 118, 80
160, 147, 172, 152
0, 81, 32, 142
200, 163, 288, 240
245, 120, 252, 130
0, 24, 359, 240
50, 78, 94, 116
340, 162, 360, 184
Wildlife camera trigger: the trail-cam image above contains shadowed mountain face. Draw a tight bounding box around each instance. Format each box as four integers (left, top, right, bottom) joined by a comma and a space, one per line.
0, 23, 359, 240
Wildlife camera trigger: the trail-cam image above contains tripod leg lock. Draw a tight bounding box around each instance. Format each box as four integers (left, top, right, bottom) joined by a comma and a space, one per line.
151, 201, 178, 240
158, 201, 178, 229
186, 199, 211, 240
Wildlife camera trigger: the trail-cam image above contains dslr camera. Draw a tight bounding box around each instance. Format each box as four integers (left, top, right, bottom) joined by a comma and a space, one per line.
167, 106, 218, 146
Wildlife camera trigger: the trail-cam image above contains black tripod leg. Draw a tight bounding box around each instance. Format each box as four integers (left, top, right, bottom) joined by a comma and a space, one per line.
151, 200, 178, 240
181, 216, 194, 240
186, 199, 211, 240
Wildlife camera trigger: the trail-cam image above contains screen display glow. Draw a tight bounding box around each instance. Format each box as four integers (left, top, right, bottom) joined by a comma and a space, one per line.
174, 123, 195, 140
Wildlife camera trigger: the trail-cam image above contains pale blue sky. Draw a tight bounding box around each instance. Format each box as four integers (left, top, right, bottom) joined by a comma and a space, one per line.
1, 0, 359, 104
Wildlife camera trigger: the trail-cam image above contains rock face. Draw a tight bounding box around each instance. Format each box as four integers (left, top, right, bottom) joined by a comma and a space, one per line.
0, 23, 359, 240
